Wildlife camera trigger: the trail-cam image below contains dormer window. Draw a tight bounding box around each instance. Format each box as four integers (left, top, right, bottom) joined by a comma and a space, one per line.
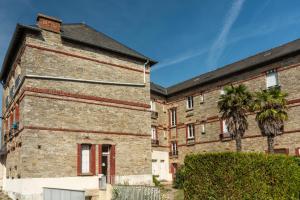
200, 94, 204, 103
186, 96, 194, 109
266, 70, 278, 88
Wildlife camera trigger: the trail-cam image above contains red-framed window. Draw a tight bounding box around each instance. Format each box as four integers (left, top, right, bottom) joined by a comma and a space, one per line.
77, 143, 96, 175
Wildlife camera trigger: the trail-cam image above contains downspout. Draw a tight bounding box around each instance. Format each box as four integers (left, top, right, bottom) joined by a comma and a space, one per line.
143, 60, 150, 84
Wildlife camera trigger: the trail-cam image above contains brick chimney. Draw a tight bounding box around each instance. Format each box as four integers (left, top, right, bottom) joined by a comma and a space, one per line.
37, 13, 62, 33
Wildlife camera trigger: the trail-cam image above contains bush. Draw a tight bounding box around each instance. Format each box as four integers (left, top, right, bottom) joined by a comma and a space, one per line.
152, 175, 161, 187
184, 152, 300, 200
173, 166, 185, 189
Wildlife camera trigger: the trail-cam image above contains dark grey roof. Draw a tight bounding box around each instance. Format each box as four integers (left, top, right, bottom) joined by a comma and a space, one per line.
60, 23, 156, 64
151, 37, 300, 96
0, 23, 156, 82
150, 82, 167, 95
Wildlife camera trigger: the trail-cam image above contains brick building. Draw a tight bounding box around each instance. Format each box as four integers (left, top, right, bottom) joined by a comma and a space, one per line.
0, 13, 300, 199
150, 38, 300, 181
0, 14, 156, 199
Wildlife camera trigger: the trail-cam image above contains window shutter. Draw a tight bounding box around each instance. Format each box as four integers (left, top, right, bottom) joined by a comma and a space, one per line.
90, 144, 96, 175
10, 113, 13, 127
192, 124, 195, 137
5, 119, 8, 131
98, 144, 102, 174
77, 144, 82, 175
185, 126, 188, 142
110, 145, 116, 181
15, 104, 20, 122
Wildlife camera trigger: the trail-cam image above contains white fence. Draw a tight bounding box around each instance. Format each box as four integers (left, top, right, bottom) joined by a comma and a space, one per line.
43, 188, 85, 200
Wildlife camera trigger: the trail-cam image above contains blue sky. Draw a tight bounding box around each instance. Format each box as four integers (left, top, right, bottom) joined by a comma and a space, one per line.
1, 0, 300, 89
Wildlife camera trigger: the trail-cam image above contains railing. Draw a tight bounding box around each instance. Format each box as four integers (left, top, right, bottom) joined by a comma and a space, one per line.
112, 185, 160, 200
151, 111, 158, 119
169, 151, 178, 158
187, 137, 195, 145
151, 139, 159, 146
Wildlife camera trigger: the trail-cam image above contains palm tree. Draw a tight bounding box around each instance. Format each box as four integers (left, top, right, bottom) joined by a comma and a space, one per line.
252, 87, 288, 153
218, 84, 252, 152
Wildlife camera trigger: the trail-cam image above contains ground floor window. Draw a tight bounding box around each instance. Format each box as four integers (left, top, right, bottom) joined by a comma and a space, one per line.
77, 143, 95, 175
81, 144, 91, 174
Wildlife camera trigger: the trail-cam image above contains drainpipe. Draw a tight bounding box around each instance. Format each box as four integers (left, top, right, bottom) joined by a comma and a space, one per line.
143, 60, 150, 84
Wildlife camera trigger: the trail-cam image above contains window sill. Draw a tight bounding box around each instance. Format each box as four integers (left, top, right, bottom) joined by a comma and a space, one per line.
170, 125, 177, 128
78, 173, 94, 176
186, 108, 194, 112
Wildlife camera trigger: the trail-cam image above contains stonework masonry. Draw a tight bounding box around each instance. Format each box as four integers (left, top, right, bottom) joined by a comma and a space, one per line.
151, 53, 300, 172
1, 13, 300, 199
1, 14, 154, 199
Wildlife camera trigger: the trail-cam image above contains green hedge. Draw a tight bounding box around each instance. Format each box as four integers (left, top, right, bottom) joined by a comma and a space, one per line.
173, 166, 185, 189
184, 152, 300, 200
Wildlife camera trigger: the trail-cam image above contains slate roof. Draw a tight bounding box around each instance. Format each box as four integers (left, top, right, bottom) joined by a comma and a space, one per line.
0, 23, 156, 82
151, 38, 300, 96
60, 23, 156, 64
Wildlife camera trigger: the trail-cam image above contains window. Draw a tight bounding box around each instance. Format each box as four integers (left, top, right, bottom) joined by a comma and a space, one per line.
78, 144, 96, 175
266, 70, 278, 88
220, 89, 225, 95
295, 147, 300, 157
201, 123, 205, 134
150, 100, 156, 111
81, 144, 91, 174
5, 96, 9, 108
151, 127, 157, 140
222, 120, 228, 133
171, 141, 177, 154
200, 94, 204, 103
186, 96, 194, 109
9, 86, 14, 99
187, 124, 195, 139
170, 109, 176, 127
15, 75, 20, 88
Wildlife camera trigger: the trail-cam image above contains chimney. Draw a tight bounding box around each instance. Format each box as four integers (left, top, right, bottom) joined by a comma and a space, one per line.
37, 13, 62, 33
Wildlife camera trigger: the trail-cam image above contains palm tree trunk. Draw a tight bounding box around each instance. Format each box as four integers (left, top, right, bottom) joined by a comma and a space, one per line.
235, 134, 242, 152
267, 136, 275, 154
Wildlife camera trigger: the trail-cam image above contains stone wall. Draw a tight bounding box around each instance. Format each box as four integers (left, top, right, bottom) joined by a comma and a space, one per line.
2, 27, 152, 181
151, 55, 300, 168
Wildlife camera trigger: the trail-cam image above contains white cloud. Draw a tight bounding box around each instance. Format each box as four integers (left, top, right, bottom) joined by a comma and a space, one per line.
152, 48, 208, 71
206, 0, 245, 68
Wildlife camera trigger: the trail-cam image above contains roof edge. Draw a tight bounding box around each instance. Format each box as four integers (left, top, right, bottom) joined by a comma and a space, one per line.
0, 24, 40, 82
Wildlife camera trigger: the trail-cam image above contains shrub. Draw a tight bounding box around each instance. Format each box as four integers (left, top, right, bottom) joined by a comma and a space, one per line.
173, 166, 185, 189
152, 175, 161, 187
184, 152, 300, 200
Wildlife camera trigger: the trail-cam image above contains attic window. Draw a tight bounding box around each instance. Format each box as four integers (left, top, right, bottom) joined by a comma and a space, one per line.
266, 70, 278, 88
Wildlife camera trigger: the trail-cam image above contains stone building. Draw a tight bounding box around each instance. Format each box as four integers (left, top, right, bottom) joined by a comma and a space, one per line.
0, 14, 156, 199
1, 13, 300, 199
150, 38, 300, 181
